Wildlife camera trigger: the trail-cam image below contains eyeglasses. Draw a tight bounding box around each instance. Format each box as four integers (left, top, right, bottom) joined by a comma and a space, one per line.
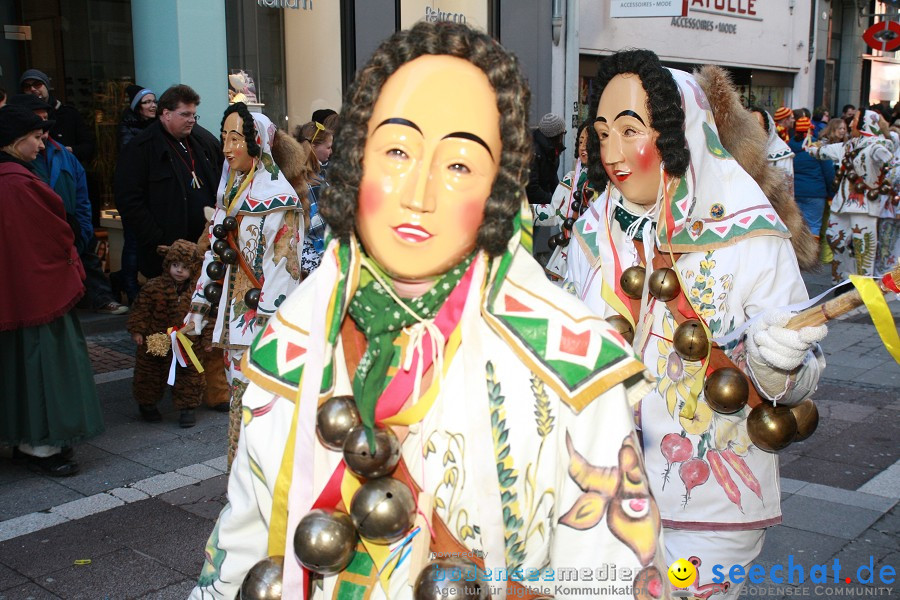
140, 99, 158, 106
22, 80, 45, 90
175, 111, 199, 122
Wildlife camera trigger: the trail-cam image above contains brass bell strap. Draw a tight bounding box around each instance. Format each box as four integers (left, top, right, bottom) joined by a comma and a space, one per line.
224, 216, 263, 290
632, 239, 762, 411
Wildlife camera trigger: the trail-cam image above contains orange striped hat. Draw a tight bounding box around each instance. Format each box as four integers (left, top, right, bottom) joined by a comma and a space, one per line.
774, 106, 792, 122
794, 117, 811, 133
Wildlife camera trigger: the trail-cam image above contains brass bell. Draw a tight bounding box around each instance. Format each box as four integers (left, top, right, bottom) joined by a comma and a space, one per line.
342, 425, 401, 479
620, 265, 646, 299
213, 239, 229, 256
606, 315, 634, 344
244, 288, 261, 309
672, 319, 709, 361
204, 282, 223, 304
206, 261, 226, 281
854, 182, 867, 193
223, 215, 239, 231
220, 247, 239, 265
847, 171, 859, 182
316, 396, 361, 450
648, 267, 680, 302
880, 183, 893, 194
413, 558, 490, 600
790, 399, 819, 442
571, 199, 582, 212
213, 224, 229, 240
867, 189, 881, 201
746, 402, 797, 452
547, 235, 558, 249
240, 556, 284, 600
703, 367, 749, 414
293, 509, 357, 575
349, 478, 416, 544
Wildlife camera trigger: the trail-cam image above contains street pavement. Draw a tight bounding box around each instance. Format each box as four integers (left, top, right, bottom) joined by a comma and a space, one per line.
0, 270, 898, 600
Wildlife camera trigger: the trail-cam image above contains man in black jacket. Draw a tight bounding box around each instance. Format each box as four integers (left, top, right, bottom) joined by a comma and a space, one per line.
525, 112, 566, 205
20, 69, 95, 166
114, 84, 223, 278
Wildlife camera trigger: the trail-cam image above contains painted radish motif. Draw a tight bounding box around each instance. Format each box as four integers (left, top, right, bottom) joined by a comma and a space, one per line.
660, 432, 693, 489
679, 457, 710, 507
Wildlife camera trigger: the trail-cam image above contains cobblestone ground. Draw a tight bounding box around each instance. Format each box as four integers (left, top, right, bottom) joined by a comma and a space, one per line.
86, 331, 135, 374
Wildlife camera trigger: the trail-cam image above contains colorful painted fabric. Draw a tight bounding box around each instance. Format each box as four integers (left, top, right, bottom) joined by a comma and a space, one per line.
347, 252, 473, 435
189, 201, 662, 599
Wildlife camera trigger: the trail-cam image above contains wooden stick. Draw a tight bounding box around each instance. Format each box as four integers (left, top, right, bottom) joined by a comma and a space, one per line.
786, 265, 900, 330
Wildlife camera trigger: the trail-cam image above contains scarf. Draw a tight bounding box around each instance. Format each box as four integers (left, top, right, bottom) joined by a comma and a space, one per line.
347, 252, 475, 439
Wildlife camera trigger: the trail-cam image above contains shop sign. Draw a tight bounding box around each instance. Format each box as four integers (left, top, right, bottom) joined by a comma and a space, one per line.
862, 20, 900, 53
400, 1, 488, 30
257, 0, 313, 9
670, 15, 737, 34
687, 0, 757, 17
610, 1, 687, 18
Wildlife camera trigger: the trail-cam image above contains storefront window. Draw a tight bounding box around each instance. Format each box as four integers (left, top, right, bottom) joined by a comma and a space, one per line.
225, 0, 288, 128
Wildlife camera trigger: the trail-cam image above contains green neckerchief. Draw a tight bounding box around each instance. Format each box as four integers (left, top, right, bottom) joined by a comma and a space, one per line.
613, 204, 650, 241
347, 252, 475, 441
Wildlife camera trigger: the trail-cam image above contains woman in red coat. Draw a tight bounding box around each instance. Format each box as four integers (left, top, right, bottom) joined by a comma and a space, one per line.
0, 105, 104, 476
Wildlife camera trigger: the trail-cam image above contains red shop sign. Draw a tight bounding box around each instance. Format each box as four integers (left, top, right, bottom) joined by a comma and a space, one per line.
862, 20, 900, 53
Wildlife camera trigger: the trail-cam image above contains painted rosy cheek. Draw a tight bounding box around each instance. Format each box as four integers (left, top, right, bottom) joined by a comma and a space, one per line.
458, 197, 487, 235
635, 141, 659, 172
358, 181, 384, 218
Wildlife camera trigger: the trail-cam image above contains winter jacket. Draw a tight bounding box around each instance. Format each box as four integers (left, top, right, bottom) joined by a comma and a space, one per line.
117, 108, 155, 151
525, 129, 563, 204
113, 120, 223, 278
32, 138, 94, 254
47, 97, 96, 165
788, 138, 835, 199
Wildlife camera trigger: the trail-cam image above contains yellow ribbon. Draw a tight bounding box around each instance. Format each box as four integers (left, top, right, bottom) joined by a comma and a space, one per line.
850, 275, 900, 364
167, 327, 204, 374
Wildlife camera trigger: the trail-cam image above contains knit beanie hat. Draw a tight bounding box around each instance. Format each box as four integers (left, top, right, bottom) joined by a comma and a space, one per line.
794, 117, 811, 134
0, 105, 53, 148
19, 69, 51, 90
8, 93, 52, 112
126, 84, 155, 112
538, 113, 566, 138
773, 107, 792, 122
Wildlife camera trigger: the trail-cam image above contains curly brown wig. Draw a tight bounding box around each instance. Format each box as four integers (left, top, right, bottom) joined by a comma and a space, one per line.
220, 102, 261, 158
586, 49, 689, 192
320, 20, 532, 257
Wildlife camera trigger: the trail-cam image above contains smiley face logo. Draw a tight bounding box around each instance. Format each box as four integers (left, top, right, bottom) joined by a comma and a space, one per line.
667, 558, 697, 589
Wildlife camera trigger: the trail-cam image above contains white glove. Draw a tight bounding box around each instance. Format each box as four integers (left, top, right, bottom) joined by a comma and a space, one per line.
745, 310, 827, 371
185, 312, 208, 336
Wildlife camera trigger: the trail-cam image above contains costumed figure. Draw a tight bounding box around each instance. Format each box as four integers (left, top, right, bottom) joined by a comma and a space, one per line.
186, 103, 305, 465
532, 120, 596, 282
807, 110, 900, 281
565, 52, 826, 600
749, 107, 794, 180
191, 22, 669, 600
128, 240, 206, 427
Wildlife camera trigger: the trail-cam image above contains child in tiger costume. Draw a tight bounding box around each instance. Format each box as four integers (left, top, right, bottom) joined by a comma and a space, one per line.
128, 240, 206, 427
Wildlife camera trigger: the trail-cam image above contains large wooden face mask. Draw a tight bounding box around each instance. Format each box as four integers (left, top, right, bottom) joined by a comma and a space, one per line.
594, 74, 662, 206
356, 55, 502, 281
222, 111, 254, 173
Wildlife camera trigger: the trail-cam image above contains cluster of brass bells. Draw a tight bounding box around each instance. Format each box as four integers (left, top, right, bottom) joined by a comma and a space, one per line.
240, 556, 284, 600
293, 396, 417, 576
746, 398, 819, 452
620, 266, 680, 302
205, 216, 262, 308
836, 155, 893, 201
413, 558, 491, 600
548, 189, 593, 249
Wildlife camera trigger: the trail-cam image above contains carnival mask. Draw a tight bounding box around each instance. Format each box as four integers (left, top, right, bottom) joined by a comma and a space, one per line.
594, 74, 662, 206
222, 111, 254, 173
356, 54, 502, 281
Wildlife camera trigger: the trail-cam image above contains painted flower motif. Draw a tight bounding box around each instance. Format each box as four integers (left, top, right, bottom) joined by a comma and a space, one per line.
712, 412, 752, 456
679, 401, 713, 435
699, 258, 716, 271
655, 314, 704, 417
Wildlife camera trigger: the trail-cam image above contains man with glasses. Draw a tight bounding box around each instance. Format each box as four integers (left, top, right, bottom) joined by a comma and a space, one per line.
114, 84, 223, 278
19, 69, 95, 165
